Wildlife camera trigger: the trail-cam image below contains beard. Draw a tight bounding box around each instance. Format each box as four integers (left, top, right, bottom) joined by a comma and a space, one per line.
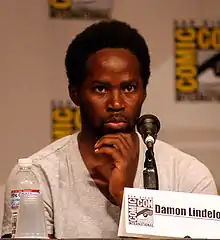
95, 120, 135, 138
80, 106, 141, 139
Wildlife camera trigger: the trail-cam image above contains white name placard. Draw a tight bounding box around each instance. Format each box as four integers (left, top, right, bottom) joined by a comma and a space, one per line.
118, 188, 220, 239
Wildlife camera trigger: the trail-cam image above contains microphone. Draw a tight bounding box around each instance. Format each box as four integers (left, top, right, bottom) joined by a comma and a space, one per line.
136, 114, 161, 149
136, 114, 160, 190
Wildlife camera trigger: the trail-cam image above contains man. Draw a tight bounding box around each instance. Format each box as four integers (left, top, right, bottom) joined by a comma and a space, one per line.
2, 20, 217, 238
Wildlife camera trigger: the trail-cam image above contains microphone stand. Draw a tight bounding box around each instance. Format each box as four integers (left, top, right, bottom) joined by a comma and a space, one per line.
143, 145, 159, 190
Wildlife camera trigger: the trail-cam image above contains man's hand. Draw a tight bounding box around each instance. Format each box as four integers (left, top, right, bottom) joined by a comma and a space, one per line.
94, 133, 139, 207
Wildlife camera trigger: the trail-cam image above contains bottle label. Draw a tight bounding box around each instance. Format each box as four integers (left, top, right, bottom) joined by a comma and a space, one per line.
11, 189, 40, 237
11, 189, 40, 209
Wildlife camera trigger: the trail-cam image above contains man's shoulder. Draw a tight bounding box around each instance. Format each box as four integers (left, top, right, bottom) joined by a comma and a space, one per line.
155, 139, 195, 161
155, 139, 217, 194
155, 139, 210, 174
29, 133, 78, 164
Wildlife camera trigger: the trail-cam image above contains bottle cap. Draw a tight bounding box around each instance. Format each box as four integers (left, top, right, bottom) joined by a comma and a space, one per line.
18, 158, 32, 167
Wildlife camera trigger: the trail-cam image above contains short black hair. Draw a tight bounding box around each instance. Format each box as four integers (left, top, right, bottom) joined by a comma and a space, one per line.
65, 19, 151, 89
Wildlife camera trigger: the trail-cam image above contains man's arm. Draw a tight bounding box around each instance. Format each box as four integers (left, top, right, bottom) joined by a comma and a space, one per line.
190, 171, 217, 195
94, 132, 140, 207
179, 156, 217, 195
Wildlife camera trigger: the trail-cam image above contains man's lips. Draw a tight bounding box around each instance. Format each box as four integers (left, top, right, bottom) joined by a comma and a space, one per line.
104, 120, 127, 129
104, 116, 128, 123
104, 115, 128, 129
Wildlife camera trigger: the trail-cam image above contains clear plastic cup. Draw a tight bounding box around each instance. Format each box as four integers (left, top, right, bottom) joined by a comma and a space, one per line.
15, 193, 48, 239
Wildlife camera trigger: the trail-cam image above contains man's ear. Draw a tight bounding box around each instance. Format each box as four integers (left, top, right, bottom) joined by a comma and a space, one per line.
68, 84, 79, 106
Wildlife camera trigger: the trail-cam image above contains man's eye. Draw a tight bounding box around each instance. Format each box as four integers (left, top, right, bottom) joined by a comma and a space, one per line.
124, 84, 136, 93
94, 86, 107, 93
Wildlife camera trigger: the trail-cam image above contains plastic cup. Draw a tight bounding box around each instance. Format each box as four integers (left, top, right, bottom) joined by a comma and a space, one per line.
15, 193, 48, 239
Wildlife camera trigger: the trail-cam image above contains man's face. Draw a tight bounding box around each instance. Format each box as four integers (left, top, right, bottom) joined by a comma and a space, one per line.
73, 48, 146, 138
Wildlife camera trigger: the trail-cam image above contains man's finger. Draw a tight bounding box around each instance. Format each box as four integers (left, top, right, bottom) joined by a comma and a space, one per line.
95, 138, 127, 156
95, 146, 126, 168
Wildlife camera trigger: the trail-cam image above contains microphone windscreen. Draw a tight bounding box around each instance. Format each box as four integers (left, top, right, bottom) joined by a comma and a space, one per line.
136, 114, 161, 141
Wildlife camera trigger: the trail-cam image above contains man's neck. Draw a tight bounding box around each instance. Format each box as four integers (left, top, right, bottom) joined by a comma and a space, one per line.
77, 129, 98, 157
77, 129, 117, 203
77, 128, 139, 205
77, 129, 105, 169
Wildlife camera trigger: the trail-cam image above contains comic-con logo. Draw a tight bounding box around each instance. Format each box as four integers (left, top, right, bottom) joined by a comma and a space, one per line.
51, 100, 81, 142
175, 20, 220, 101
48, 0, 112, 19
128, 196, 154, 227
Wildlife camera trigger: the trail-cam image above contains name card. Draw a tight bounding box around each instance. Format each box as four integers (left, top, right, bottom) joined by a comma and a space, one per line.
118, 188, 220, 239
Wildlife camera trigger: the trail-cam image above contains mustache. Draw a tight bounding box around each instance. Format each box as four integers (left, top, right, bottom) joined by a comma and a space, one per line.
103, 114, 129, 123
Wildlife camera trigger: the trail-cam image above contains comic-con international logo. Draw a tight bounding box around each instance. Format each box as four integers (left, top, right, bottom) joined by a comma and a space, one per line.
48, 0, 112, 20
51, 100, 81, 142
175, 20, 220, 101
128, 196, 154, 227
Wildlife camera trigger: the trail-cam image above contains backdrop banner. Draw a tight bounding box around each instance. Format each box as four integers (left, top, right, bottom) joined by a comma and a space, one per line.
51, 100, 81, 142
175, 20, 220, 102
48, 0, 113, 20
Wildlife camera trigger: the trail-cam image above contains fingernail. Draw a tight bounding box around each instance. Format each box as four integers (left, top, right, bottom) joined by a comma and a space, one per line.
94, 141, 99, 148
113, 144, 118, 150
94, 148, 99, 152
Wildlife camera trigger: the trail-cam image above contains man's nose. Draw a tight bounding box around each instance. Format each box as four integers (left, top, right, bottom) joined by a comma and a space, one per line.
107, 90, 125, 112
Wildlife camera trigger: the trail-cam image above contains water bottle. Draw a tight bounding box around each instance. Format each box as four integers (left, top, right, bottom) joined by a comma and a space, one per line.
10, 158, 40, 238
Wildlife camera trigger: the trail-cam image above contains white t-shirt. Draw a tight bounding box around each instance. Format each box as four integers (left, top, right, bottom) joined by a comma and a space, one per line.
2, 132, 217, 238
